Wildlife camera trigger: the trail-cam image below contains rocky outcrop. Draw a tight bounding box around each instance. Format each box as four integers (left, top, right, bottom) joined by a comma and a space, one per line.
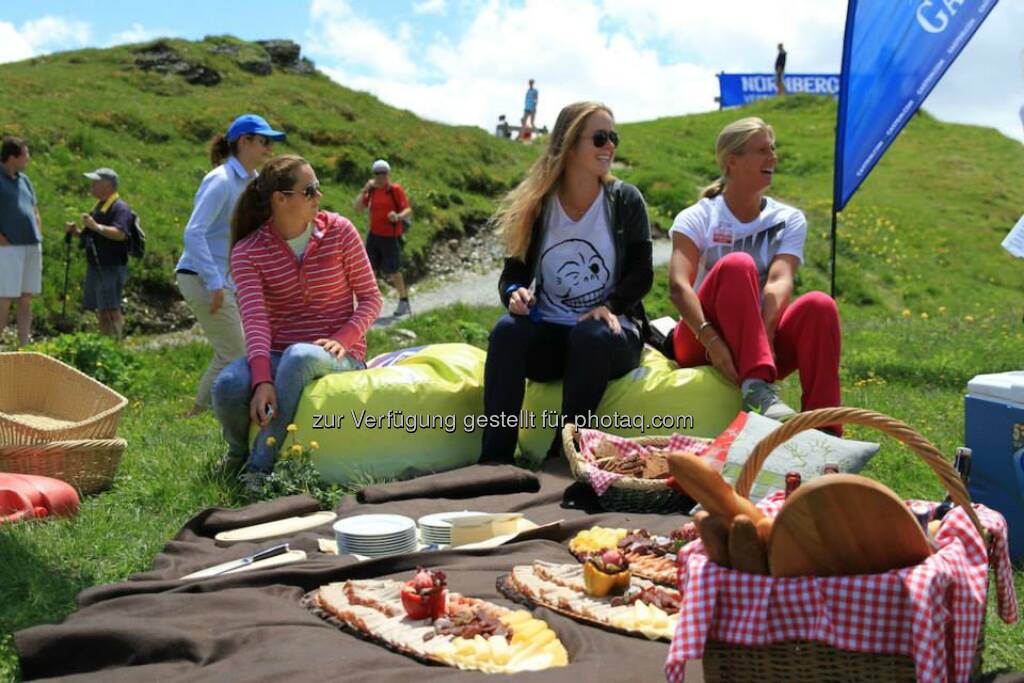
256, 40, 316, 74
133, 41, 221, 86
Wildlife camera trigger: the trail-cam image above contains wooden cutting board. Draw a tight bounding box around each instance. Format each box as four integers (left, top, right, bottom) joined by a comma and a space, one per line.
768, 474, 931, 578
214, 511, 336, 545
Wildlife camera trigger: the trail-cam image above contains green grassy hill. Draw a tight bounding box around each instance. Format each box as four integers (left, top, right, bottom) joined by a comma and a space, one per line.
0, 36, 535, 334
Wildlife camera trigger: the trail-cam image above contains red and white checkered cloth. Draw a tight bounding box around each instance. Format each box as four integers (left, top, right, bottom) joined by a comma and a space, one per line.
665, 492, 1018, 683
577, 429, 717, 495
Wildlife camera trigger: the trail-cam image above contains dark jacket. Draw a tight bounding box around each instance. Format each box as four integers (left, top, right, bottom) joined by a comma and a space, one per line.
497, 179, 653, 338
80, 197, 131, 267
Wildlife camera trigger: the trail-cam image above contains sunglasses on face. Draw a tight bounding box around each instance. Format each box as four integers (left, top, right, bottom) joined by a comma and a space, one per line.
280, 181, 321, 199
591, 130, 619, 148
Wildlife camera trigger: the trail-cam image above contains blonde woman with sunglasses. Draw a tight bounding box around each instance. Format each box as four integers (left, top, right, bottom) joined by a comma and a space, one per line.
177, 114, 283, 417
211, 155, 381, 477
481, 101, 653, 464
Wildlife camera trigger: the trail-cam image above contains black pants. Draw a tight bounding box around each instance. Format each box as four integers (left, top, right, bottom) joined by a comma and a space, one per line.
480, 313, 644, 463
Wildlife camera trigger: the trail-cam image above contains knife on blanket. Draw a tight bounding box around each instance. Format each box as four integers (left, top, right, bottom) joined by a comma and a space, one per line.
208, 543, 292, 576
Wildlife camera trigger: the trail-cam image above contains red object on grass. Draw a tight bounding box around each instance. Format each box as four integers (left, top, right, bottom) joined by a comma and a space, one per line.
0, 473, 80, 523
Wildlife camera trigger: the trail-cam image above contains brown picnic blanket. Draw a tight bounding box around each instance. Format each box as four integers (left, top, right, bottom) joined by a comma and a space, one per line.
14, 460, 1024, 683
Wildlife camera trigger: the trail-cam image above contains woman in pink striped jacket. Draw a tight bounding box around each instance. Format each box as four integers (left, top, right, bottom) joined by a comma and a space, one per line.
212, 155, 382, 476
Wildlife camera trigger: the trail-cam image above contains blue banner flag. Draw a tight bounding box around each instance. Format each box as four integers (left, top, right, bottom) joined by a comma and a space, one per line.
833, 0, 998, 210
717, 73, 840, 108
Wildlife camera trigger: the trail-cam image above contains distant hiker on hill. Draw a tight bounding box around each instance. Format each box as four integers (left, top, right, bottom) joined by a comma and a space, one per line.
0, 137, 43, 348
353, 159, 413, 317
177, 113, 284, 418
213, 154, 380, 484
64, 168, 131, 338
482, 101, 652, 464
523, 78, 538, 129
775, 43, 787, 96
662, 117, 843, 434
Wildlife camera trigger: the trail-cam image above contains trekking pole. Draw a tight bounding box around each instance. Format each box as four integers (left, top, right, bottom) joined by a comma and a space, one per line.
61, 231, 72, 318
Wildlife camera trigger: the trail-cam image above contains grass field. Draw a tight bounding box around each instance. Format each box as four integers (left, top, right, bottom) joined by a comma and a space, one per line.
2, 39, 1024, 681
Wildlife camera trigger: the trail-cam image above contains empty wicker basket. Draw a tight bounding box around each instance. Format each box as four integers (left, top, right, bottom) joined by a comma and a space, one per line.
0, 439, 127, 494
0, 352, 128, 445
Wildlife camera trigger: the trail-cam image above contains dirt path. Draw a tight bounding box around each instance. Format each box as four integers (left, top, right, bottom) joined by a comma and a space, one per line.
373, 237, 673, 324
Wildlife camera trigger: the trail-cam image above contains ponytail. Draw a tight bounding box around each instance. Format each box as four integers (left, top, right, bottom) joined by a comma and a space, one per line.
700, 178, 726, 199
230, 154, 307, 248
208, 134, 237, 168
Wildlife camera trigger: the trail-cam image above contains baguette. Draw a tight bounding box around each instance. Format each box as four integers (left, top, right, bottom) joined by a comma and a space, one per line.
695, 511, 731, 568
728, 515, 769, 575
667, 452, 763, 522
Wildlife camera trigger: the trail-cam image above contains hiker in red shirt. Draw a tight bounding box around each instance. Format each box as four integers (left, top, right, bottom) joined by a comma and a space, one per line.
212, 154, 381, 479
353, 159, 413, 317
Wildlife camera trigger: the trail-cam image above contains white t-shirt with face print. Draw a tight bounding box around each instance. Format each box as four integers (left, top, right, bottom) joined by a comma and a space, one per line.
535, 194, 616, 326
670, 194, 806, 291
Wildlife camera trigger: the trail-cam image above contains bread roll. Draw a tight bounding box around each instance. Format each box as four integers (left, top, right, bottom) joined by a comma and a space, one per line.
695, 511, 731, 568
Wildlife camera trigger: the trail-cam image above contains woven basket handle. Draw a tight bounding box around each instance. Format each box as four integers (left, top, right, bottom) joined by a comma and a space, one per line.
733, 407, 985, 537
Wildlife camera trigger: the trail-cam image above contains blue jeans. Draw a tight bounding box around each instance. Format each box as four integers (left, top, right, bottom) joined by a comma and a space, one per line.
211, 343, 366, 473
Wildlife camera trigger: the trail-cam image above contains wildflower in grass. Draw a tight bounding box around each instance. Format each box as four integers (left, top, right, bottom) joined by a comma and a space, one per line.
938, 306, 946, 315
265, 436, 277, 447
902, 309, 911, 318
286, 423, 298, 433
964, 315, 975, 323
291, 444, 303, 456
920, 312, 929, 320
309, 441, 320, 450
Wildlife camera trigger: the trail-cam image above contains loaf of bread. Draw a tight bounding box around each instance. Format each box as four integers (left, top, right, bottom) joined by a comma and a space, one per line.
728, 514, 769, 575
667, 452, 763, 522
695, 511, 731, 568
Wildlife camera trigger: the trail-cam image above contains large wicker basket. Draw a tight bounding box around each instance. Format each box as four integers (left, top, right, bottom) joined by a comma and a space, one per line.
0, 352, 128, 445
701, 407, 988, 683
561, 423, 699, 514
0, 438, 127, 494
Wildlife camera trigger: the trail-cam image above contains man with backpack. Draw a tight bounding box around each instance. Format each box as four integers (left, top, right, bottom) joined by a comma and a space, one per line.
65, 167, 135, 338
354, 159, 413, 317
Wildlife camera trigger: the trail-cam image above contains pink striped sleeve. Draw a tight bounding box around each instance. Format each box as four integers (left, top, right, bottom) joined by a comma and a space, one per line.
231, 238, 274, 387
329, 217, 381, 352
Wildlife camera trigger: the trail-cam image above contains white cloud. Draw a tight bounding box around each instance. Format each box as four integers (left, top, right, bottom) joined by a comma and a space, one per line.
0, 16, 92, 64
308, 0, 1023, 143
20, 16, 92, 54
108, 23, 165, 46
0, 23, 34, 64
414, 0, 447, 15
306, 0, 419, 80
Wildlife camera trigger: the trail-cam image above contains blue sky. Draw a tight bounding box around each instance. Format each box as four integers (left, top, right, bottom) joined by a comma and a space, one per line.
1, 1, 1022, 142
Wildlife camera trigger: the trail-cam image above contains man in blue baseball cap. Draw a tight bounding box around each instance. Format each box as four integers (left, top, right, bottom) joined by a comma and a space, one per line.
226, 114, 287, 143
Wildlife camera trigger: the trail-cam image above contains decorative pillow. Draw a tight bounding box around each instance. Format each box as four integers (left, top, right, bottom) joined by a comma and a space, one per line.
714, 411, 881, 503
517, 347, 742, 468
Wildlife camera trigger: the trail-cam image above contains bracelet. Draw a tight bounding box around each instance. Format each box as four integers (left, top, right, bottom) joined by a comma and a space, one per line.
696, 320, 715, 341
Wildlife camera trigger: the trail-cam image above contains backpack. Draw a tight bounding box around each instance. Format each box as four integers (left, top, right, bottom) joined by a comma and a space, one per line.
371, 185, 412, 236
127, 211, 146, 259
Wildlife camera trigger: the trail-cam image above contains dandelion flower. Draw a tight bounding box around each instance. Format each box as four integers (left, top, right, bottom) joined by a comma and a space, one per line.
286, 423, 298, 433
291, 444, 303, 456
920, 312, 929, 320
265, 436, 277, 447
938, 306, 946, 315
309, 441, 320, 451
964, 315, 975, 323
902, 309, 911, 318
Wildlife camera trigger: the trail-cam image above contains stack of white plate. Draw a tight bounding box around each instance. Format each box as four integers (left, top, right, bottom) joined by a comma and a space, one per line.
333, 514, 418, 557
417, 511, 485, 546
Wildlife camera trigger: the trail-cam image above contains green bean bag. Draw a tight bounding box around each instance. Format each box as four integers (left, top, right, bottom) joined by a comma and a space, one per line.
517, 347, 742, 468
259, 343, 487, 486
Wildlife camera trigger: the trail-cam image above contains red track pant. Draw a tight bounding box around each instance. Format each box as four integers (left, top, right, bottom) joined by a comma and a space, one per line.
672, 252, 842, 434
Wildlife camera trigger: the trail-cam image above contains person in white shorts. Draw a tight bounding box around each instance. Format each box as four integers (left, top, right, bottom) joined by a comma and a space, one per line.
0, 137, 43, 348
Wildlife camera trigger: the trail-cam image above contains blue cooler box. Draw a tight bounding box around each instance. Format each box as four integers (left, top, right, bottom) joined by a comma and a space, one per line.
965, 371, 1024, 564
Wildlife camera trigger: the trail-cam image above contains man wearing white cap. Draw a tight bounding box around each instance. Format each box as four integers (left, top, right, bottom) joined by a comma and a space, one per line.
65, 167, 132, 338
354, 159, 413, 317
